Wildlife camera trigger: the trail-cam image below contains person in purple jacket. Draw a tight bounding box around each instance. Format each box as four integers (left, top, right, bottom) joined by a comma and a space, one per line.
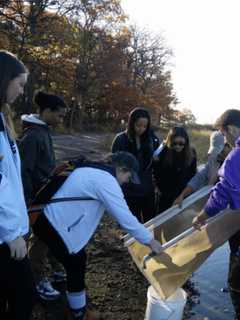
192, 109, 240, 319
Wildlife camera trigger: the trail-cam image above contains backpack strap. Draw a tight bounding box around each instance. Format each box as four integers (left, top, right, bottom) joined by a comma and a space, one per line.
47, 196, 95, 204
28, 196, 96, 214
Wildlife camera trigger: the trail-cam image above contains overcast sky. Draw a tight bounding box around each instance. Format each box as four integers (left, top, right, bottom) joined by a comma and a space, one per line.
121, 0, 240, 124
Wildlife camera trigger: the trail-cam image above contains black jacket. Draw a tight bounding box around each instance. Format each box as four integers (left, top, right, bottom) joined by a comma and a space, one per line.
153, 146, 197, 212
18, 124, 55, 203
111, 130, 159, 173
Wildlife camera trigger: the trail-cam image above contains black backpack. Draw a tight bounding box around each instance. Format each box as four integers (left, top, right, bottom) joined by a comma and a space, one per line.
29, 157, 116, 213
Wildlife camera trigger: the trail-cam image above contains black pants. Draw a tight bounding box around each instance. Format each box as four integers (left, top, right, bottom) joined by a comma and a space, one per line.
33, 214, 87, 292
123, 181, 155, 223
124, 192, 155, 223
0, 244, 36, 320
228, 231, 240, 318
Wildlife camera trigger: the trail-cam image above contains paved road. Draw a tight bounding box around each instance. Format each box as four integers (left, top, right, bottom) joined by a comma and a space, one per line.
53, 133, 109, 161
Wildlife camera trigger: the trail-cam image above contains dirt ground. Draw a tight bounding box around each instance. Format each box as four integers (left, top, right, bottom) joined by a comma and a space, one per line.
30, 133, 203, 320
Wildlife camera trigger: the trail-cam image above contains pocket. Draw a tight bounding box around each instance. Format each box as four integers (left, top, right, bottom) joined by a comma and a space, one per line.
67, 215, 84, 232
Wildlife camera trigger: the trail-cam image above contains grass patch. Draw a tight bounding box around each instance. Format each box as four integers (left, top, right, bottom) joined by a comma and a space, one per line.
100, 128, 212, 165
189, 129, 211, 164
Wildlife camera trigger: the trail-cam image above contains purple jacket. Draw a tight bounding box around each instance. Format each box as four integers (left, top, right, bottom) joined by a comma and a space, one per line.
204, 136, 240, 216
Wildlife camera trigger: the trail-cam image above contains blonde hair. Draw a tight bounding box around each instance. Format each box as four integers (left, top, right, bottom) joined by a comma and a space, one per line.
1, 103, 17, 139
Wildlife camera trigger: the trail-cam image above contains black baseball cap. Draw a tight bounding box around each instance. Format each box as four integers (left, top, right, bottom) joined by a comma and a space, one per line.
111, 151, 140, 184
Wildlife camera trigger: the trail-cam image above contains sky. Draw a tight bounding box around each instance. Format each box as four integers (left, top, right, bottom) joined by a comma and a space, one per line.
121, 0, 240, 124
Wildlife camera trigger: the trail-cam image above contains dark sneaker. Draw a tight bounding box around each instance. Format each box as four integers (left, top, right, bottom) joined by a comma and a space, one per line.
51, 271, 67, 283
36, 279, 61, 301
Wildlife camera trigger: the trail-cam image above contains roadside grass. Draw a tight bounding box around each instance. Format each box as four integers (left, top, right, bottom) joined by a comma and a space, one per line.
100, 128, 211, 165
189, 129, 211, 164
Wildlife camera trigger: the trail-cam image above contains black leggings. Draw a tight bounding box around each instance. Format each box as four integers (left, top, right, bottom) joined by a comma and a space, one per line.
33, 214, 87, 292
0, 244, 36, 320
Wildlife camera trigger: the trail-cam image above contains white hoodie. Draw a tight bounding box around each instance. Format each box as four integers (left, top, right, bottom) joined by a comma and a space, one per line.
0, 113, 29, 243
44, 167, 153, 253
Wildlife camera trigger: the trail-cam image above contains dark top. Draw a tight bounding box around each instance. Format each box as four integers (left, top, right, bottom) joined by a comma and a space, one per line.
18, 124, 56, 203
153, 146, 197, 211
111, 130, 160, 173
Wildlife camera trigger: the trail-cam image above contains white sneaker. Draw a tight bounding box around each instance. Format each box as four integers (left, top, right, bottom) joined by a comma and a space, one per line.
36, 279, 61, 301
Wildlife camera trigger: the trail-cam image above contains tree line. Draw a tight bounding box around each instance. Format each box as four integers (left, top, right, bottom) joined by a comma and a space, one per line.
0, 0, 195, 130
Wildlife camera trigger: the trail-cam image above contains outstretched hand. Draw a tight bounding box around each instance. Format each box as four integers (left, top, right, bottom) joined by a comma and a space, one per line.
192, 210, 209, 230
173, 195, 184, 208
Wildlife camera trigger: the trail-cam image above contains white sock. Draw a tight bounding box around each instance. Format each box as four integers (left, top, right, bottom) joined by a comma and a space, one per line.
66, 290, 86, 310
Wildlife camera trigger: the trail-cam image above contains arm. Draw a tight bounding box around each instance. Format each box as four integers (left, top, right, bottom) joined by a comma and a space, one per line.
173, 185, 194, 207
0, 172, 22, 242
193, 148, 240, 228
186, 149, 197, 181
0, 133, 28, 259
188, 164, 210, 191
153, 142, 164, 158
18, 131, 38, 202
111, 133, 126, 153
94, 174, 153, 245
174, 164, 210, 207
204, 149, 240, 217
152, 133, 160, 152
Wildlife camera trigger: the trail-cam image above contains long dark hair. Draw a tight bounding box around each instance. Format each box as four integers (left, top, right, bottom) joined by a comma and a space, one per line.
127, 107, 151, 140
163, 126, 194, 167
0, 51, 27, 108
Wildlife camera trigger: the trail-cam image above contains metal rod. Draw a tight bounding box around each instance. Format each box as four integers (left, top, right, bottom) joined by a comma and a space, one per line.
142, 227, 196, 269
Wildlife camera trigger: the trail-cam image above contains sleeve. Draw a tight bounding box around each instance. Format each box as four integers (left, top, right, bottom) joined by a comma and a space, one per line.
0, 172, 22, 242
188, 149, 197, 180
152, 134, 160, 151
204, 149, 240, 216
18, 131, 38, 202
111, 133, 126, 153
153, 142, 164, 157
94, 174, 153, 245
152, 152, 165, 189
188, 164, 209, 191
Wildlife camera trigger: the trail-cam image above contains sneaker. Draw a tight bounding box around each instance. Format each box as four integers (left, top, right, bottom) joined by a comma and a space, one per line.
51, 270, 67, 283
36, 279, 61, 301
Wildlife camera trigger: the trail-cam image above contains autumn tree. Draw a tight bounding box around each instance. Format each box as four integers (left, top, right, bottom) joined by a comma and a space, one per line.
0, 0, 178, 130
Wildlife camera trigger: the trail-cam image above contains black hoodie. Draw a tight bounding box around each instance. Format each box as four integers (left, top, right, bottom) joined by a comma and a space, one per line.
18, 114, 55, 203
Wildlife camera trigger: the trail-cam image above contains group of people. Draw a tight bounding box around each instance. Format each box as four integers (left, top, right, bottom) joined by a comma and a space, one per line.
1, 49, 240, 320
0, 51, 162, 320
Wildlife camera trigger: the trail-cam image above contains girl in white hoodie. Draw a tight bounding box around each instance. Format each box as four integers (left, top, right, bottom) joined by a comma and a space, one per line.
32, 152, 163, 320
0, 51, 35, 320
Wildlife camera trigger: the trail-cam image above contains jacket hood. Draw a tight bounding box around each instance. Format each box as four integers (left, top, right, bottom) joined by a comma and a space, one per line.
21, 114, 46, 125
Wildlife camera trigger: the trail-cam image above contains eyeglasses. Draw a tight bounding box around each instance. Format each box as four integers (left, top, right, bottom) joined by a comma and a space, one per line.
172, 142, 185, 147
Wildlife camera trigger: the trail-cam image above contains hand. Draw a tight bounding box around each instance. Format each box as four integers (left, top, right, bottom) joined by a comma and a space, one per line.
149, 238, 163, 254
192, 210, 209, 230
173, 194, 184, 208
7, 236, 27, 260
